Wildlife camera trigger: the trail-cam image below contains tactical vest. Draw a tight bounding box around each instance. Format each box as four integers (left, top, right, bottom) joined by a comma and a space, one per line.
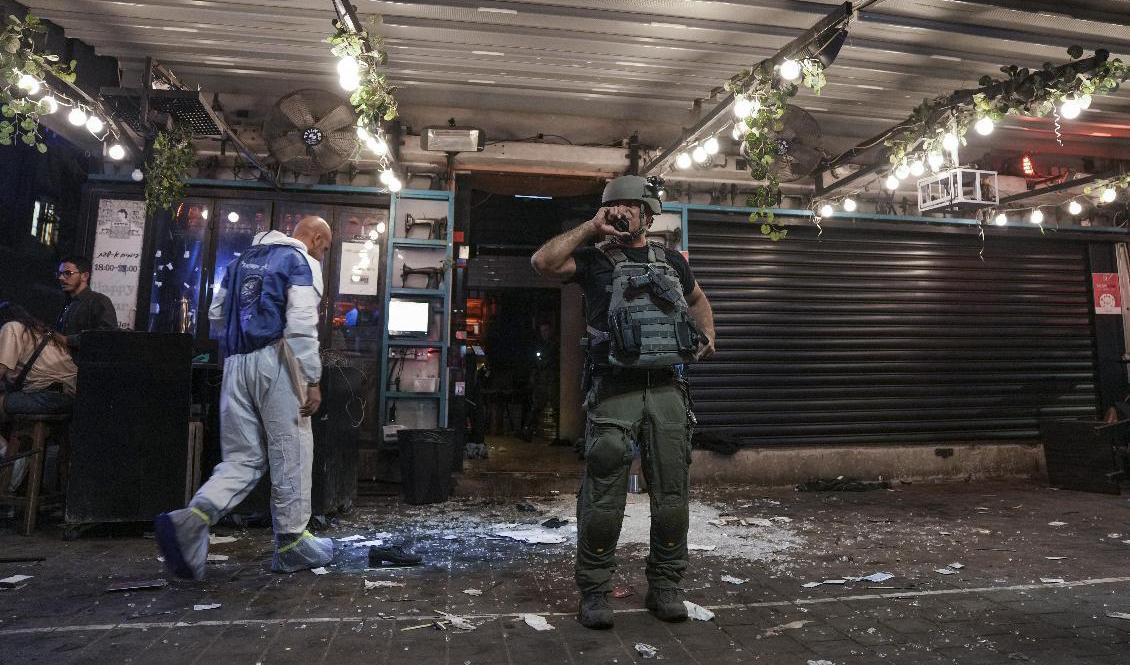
588, 240, 700, 368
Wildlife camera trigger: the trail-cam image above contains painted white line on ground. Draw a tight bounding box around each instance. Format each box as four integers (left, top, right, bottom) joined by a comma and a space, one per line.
4, 576, 1129, 636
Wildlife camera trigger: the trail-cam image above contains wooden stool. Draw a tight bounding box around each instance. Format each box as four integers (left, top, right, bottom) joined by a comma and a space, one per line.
0, 413, 70, 535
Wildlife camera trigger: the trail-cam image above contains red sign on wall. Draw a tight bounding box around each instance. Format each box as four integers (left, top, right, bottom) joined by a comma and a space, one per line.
1093, 273, 1122, 315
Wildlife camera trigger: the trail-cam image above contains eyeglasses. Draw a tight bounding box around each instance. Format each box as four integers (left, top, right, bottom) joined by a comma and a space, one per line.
57, 270, 80, 277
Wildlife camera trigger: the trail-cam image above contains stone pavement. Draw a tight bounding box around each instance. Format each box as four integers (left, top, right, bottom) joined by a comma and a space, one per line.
3, 480, 1130, 664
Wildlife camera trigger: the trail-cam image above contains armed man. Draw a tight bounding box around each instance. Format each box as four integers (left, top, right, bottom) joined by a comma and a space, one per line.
531, 175, 716, 629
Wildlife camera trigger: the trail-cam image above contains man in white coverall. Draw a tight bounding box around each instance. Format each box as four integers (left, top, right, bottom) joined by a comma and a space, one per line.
155, 216, 333, 578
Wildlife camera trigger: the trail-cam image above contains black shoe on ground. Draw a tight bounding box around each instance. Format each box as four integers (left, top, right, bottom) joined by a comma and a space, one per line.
578, 591, 614, 629
368, 545, 422, 567
645, 587, 688, 622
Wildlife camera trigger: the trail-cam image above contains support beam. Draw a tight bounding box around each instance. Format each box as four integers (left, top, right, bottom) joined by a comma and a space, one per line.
639, 2, 853, 176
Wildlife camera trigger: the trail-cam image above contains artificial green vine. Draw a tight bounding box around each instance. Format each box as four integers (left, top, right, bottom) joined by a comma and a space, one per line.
327, 16, 398, 132
725, 59, 826, 241
144, 123, 195, 216
0, 13, 77, 152
883, 47, 1129, 174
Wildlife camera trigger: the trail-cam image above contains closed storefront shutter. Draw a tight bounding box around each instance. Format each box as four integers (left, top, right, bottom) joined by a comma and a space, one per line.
689, 215, 1098, 446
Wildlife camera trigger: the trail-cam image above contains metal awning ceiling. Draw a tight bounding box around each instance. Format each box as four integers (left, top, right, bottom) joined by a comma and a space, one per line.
18, 0, 1130, 155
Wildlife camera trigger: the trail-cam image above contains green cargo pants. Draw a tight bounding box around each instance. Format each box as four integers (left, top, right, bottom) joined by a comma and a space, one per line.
575, 371, 693, 593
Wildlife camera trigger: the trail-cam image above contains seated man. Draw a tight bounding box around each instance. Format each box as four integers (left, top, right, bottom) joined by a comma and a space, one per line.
0, 301, 77, 492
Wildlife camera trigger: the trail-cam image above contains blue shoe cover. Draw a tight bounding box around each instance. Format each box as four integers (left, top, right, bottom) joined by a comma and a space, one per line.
154, 507, 210, 580
271, 530, 335, 573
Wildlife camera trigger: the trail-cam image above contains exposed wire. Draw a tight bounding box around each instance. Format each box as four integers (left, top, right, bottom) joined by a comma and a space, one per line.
1052, 108, 1064, 146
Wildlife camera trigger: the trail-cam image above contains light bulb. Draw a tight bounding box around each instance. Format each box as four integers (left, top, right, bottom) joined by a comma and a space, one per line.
356, 125, 370, 141
1079, 94, 1093, 110
17, 74, 39, 95
376, 222, 387, 234
363, 239, 375, 251
1030, 209, 1044, 224
379, 169, 393, 185
1060, 98, 1082, 120
974, 116, 995, 136
842, 197, 857, 212
369, 229, 379, 240
993, 212, 1007, 226
85, 115, 104, 134
131, 168, 144, 182
942, 132, 960, 153
339, 71, 361, 92
1068, 200, 1083, 215
227, 211, 240, 223
779, 58, 801, 81
368, 136, 389, 156
703, 136, 720, 155
675, 152, 692, 170
692, 146, 708, 163
927, 152, 945, 172
885, 175, 899, 191
388, 178, 403, 193
895, 163, 910, 180
909, 160, 925, 177
68, 107, 88, 126
732, 123, 745, 141
39, 96, 58, 114
337, 55, 360, 77
201, 208, 209, 220
819, 203, 834, 218
107, 143, 125, 160
732, 95, 754, 118
1101, 187, 1117, 204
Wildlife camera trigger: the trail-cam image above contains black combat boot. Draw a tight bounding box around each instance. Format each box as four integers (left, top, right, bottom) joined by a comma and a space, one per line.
578, 590, 614, 629
645, 587, 688, 622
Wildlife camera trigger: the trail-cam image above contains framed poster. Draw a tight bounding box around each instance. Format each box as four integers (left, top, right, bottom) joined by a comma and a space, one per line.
1093, 273, 1121, 315
339, 240, 381, 296
91, 199, 145, 329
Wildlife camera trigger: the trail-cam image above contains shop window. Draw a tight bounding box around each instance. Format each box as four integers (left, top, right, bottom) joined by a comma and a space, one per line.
30, 199, 58, 247
147, 199, 211, 334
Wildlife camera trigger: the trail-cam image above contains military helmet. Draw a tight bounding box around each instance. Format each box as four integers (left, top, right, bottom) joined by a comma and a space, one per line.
602, 175, 663, 216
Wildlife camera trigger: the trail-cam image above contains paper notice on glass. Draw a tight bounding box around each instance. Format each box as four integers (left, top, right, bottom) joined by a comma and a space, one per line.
339, 241, 381, 296
92, 199, 146, 329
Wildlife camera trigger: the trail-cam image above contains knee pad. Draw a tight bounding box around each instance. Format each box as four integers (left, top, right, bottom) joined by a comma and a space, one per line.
650, 498, 689, 546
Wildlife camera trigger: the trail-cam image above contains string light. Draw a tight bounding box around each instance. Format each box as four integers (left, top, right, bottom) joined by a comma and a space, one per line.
39, 96, 58, 114
731, 122, 745, 141
692, 145, 708, 163
131, 168, 144, 182
67, 107, 88, 126
732, 95, 755, 118
842, 197, 857, 212
17, 73, 40, 95
1101, 187, 1117, 204
909, 160, 925, 177
993, 212, 1008, 226
675, 152, 692, 170
927, 152, 945, 172
942, 132, 960, 154
379, 169, 393, 185
1068, 200, 1083, 215
885, 175, 899, 191
819, 203, 835, 218
228, 211, 240, 223
974, 116, 995, 135
1029, 209, 1044, 224
1059, 97, 1082, 120
894, 162, 910, 180
703, 136, 720, 155
779, 59, 801, 81
85, 115, 104, 134
388, 178, 403, 193
107, 143, 125, 160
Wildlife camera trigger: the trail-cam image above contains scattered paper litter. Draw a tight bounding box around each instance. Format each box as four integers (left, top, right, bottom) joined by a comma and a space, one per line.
1046, 556, 1066, 560
438, 612, 476, 631
443, 534, 459, 540
311, 567, 329, 575
1048, 521, 1067, 527
744, 518, 773, 527
771, 516, 792, 523
823, 579, 847, 585
684, 601, 715, 621
808, 661, 836, 665
802, 582, 822, 588
1109, 533, 1123, 539
612, 585, 634, 598
0, 575, 32, 587
762, 620, 811, 638
352, 540, 384, 548
935, 568, 957, 575
688, 544, 716, 551
495, 529, 567, 545
721, 575, 748, 585
634, 643, 659, 659
1040, 578, 1065, 584
337, 535, 366, 542
462, 588, 482, 596
973, 528, 992, 535
208, 535, 237, 545
193, 603, 221, 611
364, 580, 404, 589
1107, 612, 1130, 620
862, 572, 894, 583
521, 614, 554, 631
948, 563, 964, 570
206, 554, 229, 562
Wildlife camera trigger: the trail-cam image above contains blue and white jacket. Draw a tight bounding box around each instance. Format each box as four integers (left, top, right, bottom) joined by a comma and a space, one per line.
209, 230, 323, 383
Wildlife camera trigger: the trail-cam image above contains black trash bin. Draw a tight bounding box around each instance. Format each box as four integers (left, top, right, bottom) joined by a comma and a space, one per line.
398, 429, 455, 504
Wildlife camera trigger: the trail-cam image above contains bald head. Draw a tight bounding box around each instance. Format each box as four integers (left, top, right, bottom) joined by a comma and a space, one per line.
292, 216, 332, 261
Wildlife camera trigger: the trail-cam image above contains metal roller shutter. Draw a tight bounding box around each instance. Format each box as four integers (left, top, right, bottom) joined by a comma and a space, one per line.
688, 215, 1098, 446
